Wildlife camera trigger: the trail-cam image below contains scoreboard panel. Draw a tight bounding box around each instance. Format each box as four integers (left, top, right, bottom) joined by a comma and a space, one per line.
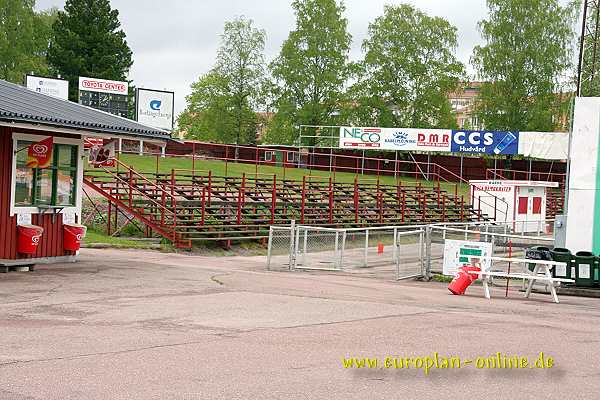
78, 76, 129, 118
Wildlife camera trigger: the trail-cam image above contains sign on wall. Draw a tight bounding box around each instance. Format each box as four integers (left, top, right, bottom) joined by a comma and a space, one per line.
451, 130, 519, 155
135, 88, 174, 131
78, 76, 129, 118
443, 239, 493, 276
25, 75, 69, 100
339, 127, 452, 151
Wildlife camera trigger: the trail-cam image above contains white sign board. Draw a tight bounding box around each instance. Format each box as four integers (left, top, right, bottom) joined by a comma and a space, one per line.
16, 213, 32, 225
62, 211, 76, 224
443, 239, 493, 276
339, 127, 452, 152
26, 75, 69, 100
136, 88, 174, 131
78, 76, 128, 95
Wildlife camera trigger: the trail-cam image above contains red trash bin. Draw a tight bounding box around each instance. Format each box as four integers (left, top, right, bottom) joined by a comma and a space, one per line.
17, 224, 44, 255
63, 224, 87, 251
448, 265, 481, 295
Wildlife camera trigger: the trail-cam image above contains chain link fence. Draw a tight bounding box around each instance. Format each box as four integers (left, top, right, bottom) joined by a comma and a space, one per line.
268, 219, 556, 281
267, 223, 426, 280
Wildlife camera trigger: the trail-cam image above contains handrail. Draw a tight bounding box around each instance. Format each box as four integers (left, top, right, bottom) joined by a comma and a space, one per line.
88, 160, 178, 218
109, 158, 178, 204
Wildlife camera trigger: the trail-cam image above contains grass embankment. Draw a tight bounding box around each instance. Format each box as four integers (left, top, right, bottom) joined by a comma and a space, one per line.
83, 230, 159, 249
87, 154, 470, 196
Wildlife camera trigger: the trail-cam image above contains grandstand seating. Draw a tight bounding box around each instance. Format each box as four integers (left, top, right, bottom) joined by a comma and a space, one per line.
83, 161, 489, 247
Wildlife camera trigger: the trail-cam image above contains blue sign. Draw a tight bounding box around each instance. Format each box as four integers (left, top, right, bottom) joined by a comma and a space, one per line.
149, 100, 162, 111
451, 130, 519, 155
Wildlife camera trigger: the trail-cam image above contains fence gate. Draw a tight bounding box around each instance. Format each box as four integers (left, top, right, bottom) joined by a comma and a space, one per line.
395, 229, 426, 280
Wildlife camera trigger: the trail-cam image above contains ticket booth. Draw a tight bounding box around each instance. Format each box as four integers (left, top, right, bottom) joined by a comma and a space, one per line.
469, 180, 559, 233
0, 79, 170, 268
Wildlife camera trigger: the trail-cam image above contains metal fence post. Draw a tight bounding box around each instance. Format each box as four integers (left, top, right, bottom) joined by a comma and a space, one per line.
334, 230, 339, 268
395, 228, 400, 280
364, 229, 369, 267
340, 230, 347, 271
421, 230, 427, 279
267, 226, 274, 270
289, 220, 296, 270
302, 227, 308, 268
425, 225, 432, 278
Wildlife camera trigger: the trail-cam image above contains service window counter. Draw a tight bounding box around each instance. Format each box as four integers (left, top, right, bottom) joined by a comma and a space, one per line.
469, 180, 559, 233
0, 131, 84, 265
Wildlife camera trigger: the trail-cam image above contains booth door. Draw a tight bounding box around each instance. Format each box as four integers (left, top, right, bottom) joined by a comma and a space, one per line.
515, 187, 545, 233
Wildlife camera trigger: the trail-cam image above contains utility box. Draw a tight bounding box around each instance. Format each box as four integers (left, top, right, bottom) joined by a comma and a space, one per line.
469, 180, 559, 233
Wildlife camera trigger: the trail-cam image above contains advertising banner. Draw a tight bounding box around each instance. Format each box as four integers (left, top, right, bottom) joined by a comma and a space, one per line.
25, 75, 69, 100
136, 88, 174, 131
26, 136, 53, 169
442, 239, 493, 277
78, 76, 128, 95
88, 140, 116, 168
451, 130, 519, 155
339, 127, 451, 152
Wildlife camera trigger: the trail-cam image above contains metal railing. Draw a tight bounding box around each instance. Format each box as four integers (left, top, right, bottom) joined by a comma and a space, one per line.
267, 222, 426, 280
267, 218, 556, 281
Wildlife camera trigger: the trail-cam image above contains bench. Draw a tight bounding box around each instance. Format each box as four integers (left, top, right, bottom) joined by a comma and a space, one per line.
464, 256, 574, 304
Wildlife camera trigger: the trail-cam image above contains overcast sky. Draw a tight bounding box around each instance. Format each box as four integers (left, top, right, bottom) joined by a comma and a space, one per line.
34, 0, 577, 116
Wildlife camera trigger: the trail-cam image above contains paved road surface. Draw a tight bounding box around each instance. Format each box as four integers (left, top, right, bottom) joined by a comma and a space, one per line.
0, 248, 599, 399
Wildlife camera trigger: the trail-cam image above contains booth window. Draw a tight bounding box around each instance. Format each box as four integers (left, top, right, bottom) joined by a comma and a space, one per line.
287, 152, 299, 162
15, 141, 78, 207
264, 151, 274, 161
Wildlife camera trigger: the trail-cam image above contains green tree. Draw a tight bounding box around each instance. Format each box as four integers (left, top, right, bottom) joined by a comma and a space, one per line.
216, 17, 266, 148
0, 1, 57, 83
346, 4, 463, 129
179, 16, 266, 145
47, 0, 133, 102
179, 71, 256, 143
266, 0, 352, 144
472, 0, 579, 131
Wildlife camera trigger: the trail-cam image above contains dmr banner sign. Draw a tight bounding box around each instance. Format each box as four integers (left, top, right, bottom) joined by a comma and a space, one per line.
338, 127, 519, 155
338, 127, 451, 151
136, 88, 175, 131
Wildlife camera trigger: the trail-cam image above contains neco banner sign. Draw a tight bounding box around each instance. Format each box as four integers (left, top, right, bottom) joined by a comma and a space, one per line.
339, 127, 451, 151
136, 88, 174, 131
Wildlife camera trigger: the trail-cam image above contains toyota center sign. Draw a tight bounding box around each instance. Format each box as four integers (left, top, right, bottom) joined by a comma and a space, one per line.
78, 76, 129, 118
136, 88, 174, 131
78, 76, 128, 95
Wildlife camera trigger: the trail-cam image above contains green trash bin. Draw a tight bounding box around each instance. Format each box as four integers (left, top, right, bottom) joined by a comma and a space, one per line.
550, 248, 573, 280
574, 251, 596, 287
526, 246, 552, 272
